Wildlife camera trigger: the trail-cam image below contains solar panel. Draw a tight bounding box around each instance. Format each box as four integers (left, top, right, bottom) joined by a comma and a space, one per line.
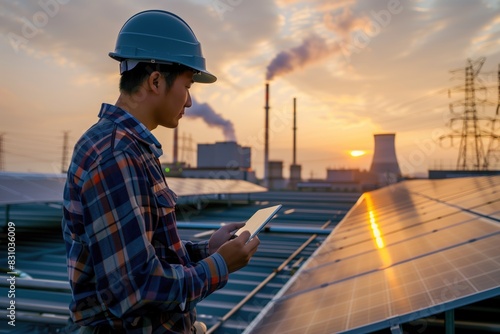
0, 172, 65, 204
251, 237, 500, 334
244, 176, 500, 334
0, 172, 266, 205
166, 177, 266, 196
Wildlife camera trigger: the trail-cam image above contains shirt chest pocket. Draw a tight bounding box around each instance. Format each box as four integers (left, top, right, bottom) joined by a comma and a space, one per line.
153, 185, 178, 216
151, 184, 185, 263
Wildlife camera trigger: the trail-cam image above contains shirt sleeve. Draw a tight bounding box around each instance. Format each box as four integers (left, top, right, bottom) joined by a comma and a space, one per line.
184, 240, 210, 262
80, 151, 228, 320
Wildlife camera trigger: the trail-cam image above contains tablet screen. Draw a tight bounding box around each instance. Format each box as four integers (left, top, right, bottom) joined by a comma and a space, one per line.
238, 204, 282, 240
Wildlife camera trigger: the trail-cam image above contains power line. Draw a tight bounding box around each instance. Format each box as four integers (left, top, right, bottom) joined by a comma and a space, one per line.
1, 130, 75, 171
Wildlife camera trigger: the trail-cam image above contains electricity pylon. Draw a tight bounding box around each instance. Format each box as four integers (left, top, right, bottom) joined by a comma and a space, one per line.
440, 58, 500, 170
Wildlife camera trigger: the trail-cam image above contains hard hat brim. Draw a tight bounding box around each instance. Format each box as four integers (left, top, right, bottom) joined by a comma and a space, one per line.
193, 71, 217, 84
109, 53, 217, 84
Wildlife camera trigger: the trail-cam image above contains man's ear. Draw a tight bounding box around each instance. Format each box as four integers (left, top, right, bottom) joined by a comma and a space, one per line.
148, 71, 161, 93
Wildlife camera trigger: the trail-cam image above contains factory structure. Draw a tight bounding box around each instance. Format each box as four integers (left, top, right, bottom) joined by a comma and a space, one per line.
182, 141, 257, 182
161, 133, 401, 191
161, 83, 404, 191
161, 141, 257, 182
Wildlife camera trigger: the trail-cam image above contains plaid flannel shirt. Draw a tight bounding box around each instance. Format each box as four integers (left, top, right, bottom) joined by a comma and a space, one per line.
62, 103, 228, 333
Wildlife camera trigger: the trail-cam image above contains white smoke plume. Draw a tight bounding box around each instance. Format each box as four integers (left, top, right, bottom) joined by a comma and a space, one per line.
185, 98, 237, 142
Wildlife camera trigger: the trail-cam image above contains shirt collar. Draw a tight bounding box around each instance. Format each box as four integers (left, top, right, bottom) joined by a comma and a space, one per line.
98, 103, 163, 158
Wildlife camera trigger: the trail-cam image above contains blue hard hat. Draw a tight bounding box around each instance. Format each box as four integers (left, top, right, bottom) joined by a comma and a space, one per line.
109, 10, 216, 84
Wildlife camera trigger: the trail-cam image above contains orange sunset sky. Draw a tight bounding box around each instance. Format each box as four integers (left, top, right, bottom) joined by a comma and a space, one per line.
1, 0, 500, 179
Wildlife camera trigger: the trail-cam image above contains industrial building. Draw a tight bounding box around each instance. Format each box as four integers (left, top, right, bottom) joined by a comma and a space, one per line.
162, 141, 257, 182
197, 141, 251, 169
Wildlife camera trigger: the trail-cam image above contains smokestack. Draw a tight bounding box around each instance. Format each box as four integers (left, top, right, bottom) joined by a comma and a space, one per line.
173, 127, 178, 163
264, 83, 270, 186
293, 97, 297, 165
369, 133, 401, 176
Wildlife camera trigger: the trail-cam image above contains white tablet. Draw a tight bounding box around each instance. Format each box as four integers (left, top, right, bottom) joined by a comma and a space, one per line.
234, 204, 282, 242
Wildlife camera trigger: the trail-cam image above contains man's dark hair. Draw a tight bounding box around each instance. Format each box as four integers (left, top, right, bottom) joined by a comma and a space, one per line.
119, 62, 193, 94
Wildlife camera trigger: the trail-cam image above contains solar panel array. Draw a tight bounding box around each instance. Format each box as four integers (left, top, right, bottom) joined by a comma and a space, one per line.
167, 177, 266, 200
0, 172, 266, 205
245, 176, 500, 333
0, 172, 65, 204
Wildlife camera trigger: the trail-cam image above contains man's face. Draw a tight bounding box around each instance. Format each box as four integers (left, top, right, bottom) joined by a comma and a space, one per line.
155, 70, 194, 128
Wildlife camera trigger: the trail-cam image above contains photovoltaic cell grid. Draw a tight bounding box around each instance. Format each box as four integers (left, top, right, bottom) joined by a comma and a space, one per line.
0, 172, 266, 205
245, 176, 500, 334
0, 173, 65, 204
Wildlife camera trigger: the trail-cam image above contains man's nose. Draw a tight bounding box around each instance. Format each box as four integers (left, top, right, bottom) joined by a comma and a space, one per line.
185, 91, 192, 108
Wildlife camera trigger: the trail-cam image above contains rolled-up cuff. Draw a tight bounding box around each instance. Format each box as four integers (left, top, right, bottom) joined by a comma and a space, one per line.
200, 252, 229, 293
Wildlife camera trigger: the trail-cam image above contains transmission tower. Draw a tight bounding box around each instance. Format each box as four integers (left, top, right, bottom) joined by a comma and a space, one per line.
440, 58, 500, 170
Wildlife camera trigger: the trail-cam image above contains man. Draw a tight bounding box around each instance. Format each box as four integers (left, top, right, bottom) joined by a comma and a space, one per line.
62, 10, 260, 333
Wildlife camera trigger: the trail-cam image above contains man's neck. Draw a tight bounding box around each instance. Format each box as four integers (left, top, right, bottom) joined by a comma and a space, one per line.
115, 93, 155, 130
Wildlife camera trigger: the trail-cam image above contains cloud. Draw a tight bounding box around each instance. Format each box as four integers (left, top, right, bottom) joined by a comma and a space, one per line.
395, 20, 448, 58
0, 0, 135, 73
0, 0, 280, 80
469, 14, 500, 56
323, 7, 369, 38
195, 0, 280, 83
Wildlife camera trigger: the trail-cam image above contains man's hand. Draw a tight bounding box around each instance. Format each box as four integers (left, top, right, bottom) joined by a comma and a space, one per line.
208, 222, 245, 255
216, 231, 260, 273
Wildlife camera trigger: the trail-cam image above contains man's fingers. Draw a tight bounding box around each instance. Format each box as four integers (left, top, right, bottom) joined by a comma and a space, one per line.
236, 230, 251, 243
221, 222, 245, 233
228, 222, 245, 231
246, 235, 260, 253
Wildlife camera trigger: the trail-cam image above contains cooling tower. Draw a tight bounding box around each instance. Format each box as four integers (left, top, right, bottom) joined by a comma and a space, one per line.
369, 133, 401, 175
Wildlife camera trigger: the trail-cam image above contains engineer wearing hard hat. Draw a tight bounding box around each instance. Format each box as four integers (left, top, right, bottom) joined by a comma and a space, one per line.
62, 10, 260, 334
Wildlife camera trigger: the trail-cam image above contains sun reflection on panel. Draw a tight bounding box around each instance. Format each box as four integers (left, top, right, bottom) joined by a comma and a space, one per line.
365, 194, 393, 268
365, 193, 409, 310
369, 210, 385, 249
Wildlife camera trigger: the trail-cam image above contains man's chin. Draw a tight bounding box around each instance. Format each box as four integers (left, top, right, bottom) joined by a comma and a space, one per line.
160, 120, 179, 129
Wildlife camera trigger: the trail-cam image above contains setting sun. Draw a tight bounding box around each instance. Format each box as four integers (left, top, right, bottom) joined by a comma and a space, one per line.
350, 150, 366, 157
